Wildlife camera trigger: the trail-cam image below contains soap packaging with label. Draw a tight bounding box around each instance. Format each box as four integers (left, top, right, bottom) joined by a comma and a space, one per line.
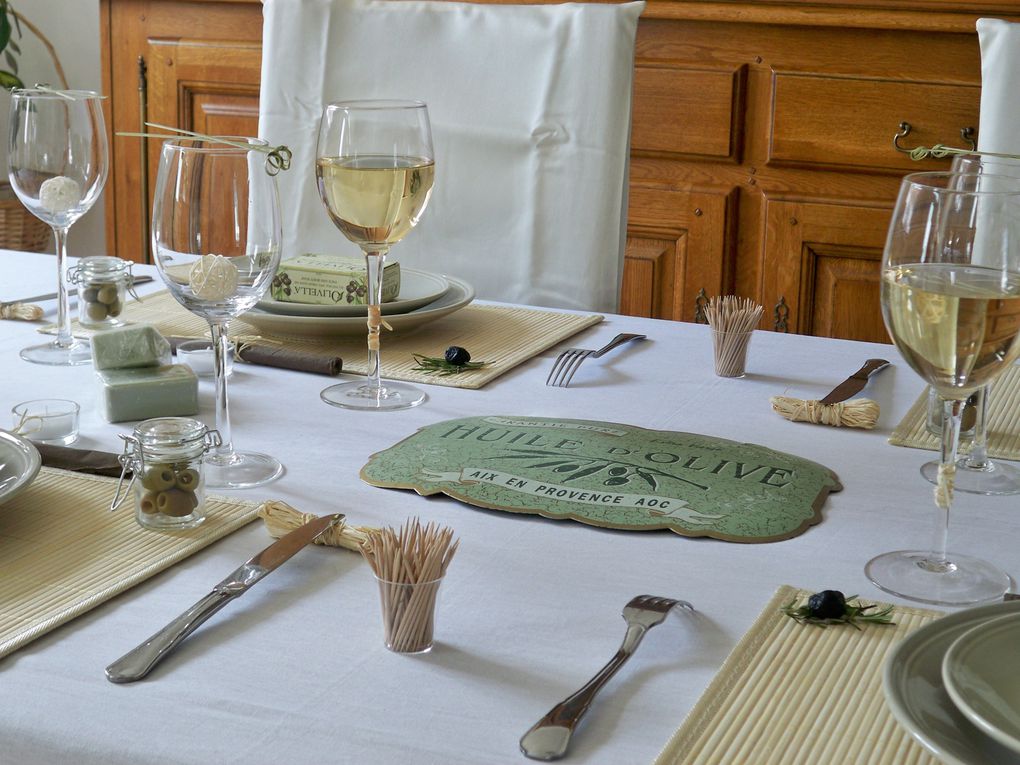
271, 253, 400, 306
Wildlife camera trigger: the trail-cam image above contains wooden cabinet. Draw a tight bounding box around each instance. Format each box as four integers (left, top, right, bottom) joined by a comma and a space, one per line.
101, 0, 1020, 340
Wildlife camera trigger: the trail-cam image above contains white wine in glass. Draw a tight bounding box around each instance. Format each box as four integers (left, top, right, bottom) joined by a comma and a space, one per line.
8, 89, 108, 365
316, 100, 435, 411
868, 166, 1020, 606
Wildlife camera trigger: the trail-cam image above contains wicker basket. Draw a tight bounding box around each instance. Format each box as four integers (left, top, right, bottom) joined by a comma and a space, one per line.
0, 196, 51, 252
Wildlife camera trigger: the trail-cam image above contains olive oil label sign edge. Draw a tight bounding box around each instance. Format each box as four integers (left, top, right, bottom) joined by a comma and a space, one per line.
360, 416, 842, 543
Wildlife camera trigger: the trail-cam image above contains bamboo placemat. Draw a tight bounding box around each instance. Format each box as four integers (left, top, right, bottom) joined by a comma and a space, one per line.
0, 467, 262, 660
51, 291, 603, 389
654, 585, 942, 765
888, 365, 1020, 459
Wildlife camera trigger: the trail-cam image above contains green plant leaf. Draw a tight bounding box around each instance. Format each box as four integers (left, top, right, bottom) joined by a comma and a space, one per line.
5, 50, 16, 73
7, 38, 18, 54
0, 70, 23, 90
0, 8, 11, 56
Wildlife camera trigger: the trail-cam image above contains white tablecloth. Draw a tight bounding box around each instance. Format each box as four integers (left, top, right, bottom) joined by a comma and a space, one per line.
1, 249, 1017, 764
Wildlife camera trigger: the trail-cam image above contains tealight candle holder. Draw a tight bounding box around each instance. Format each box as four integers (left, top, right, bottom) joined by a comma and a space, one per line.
12, 399, 80, 445
177, 339, 234, 378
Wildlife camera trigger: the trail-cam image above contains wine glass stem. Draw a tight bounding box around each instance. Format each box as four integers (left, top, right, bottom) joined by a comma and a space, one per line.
363, 248, 388, 391
930, 397, 964, 570
963, 385, 991, 470
209, 320, 235, 460
52, 225, 73, 349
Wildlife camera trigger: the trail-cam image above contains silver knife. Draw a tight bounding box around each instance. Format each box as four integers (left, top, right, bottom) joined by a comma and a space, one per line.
105, 512, 343, 683
818, 359, 891, 404
0, 275, 155, 307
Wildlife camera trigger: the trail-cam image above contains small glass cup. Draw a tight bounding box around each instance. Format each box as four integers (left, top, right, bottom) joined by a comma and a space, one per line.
925, 387, 977, 440
177, 339, 234, 378
711, 329, 753, 378
374, 575, 444, 654
11, 399, 80, 445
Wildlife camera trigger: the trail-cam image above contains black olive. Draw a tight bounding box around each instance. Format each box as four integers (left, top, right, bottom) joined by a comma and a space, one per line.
807, 590, 846, 619
444, 346, 471, 365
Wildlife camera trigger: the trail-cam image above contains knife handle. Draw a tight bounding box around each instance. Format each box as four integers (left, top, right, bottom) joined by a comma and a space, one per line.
105, 588, 236, 683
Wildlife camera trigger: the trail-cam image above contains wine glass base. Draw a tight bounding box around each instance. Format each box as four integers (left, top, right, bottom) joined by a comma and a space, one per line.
205, 451, 284, 490
321, 380, 427, 411
20, 339, 92, 366
865, 550, 1012, 606
920, 458, 1020, 496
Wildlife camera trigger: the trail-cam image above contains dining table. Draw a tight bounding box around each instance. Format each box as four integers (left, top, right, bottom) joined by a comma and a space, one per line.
1, 247, 1019, 765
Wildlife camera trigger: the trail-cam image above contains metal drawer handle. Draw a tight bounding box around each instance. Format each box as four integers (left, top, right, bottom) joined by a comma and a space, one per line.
893, 121, 976, 155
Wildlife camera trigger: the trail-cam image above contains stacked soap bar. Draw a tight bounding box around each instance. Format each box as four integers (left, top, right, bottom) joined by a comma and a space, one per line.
92, 324, 199, 422
271, 253, 400, 306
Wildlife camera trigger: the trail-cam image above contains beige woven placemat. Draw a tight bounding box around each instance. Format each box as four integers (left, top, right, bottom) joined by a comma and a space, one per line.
0, 467, 262, 660
52, 291, 602, 389
888, 365, 1020, 459
654, 585, 942, 765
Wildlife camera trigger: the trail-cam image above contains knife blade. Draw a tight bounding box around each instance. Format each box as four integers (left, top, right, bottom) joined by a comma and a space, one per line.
818, 359, 891, 405
0, 275, 155, 307
105, 512, 343, 683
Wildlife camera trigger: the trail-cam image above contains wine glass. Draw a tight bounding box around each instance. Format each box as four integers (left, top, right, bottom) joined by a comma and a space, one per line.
8, 88, 108, 365
315, 100, 435, 411
151, 137, 283, 489
919, 154, 1020, 496
868, 165, 1020, 605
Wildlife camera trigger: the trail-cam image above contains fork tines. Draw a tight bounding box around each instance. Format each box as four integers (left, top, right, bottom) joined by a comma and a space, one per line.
546, 348, 592, 388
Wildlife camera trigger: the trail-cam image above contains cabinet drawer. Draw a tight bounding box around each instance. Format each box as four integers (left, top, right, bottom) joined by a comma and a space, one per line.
768, 72, 979, 172
631, 64, 744, 160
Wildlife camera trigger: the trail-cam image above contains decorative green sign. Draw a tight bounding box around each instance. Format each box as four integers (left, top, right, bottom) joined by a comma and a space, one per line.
361, 416, 843, 543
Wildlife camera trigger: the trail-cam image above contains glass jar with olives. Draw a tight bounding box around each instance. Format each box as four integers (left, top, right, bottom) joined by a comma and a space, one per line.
111, 417, 221, 530
68, 256, 134, 328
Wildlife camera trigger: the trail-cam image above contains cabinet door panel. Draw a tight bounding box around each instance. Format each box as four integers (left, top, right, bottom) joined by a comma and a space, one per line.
762, 197, 891, 342
623, 186, 736, 321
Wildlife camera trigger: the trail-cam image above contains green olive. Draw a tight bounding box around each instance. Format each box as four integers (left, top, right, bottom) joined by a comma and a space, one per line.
106, 299, 123, 317
175, 467, 200, 492
156, 489, 195, 517
141, 466, 176, 492
97, 285, 119, 305
139, 491, 159, 515
83, 287, 99, 303
86, 302, 108, 322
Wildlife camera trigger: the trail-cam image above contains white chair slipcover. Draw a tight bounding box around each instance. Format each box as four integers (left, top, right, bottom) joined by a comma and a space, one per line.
259, 0, 644, 312
978, 18, 1020, 155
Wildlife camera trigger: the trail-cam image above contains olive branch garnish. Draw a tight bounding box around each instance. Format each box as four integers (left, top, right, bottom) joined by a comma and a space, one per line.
488, 448, 709, 491
781, 590, 895, 630
117, 122, 292, 176
411, 354, 487, 376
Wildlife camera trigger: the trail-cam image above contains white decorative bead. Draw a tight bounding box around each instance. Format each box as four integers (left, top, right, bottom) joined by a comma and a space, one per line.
39, 176, 82, 214
188, 254, 239, 301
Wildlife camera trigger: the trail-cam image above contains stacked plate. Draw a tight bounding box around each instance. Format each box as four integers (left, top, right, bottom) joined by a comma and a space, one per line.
885, 600, 1020, 764
242, 267, 475, 338
0, 430, 41, 506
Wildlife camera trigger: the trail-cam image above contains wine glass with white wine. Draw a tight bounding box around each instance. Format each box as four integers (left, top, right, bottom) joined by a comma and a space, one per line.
868, 165, 1020, 605
315, 100, 435, 411
8, 88, 108, 365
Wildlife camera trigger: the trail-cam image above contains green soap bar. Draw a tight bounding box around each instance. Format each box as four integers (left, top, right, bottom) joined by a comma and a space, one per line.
91, 324, 172, 370
97, 364, 199, 423
272, 253, 400, 306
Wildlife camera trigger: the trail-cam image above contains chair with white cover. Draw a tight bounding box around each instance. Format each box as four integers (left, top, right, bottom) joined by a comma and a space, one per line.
259, 0, 644, 313
977, 18, 1020, 159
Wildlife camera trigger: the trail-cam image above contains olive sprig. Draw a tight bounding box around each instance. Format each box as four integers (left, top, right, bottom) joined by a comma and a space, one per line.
780, 590, 895, 630
412, 346, 488, 376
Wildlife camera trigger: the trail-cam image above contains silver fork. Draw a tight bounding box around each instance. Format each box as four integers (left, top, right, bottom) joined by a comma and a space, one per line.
519, 594, 694, 761
545, 333, 646, 388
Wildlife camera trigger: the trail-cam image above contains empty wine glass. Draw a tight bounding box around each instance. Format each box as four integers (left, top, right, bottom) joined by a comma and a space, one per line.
151, 137, 283, 489
315, 100, 435, 411
868, 164, 1020, 605
8, 88, 108, 365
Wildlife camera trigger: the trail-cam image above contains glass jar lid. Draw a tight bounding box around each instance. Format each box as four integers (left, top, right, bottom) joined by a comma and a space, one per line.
74, 256, 130, 279
133, 417, 208, 449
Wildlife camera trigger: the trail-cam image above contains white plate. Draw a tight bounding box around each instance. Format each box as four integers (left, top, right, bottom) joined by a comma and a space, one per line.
256, 267, 449, 317
0, 430, 42, 506
943, 612, 1020, 756
884, 601, 1020, 765
241, 275, 474, 338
